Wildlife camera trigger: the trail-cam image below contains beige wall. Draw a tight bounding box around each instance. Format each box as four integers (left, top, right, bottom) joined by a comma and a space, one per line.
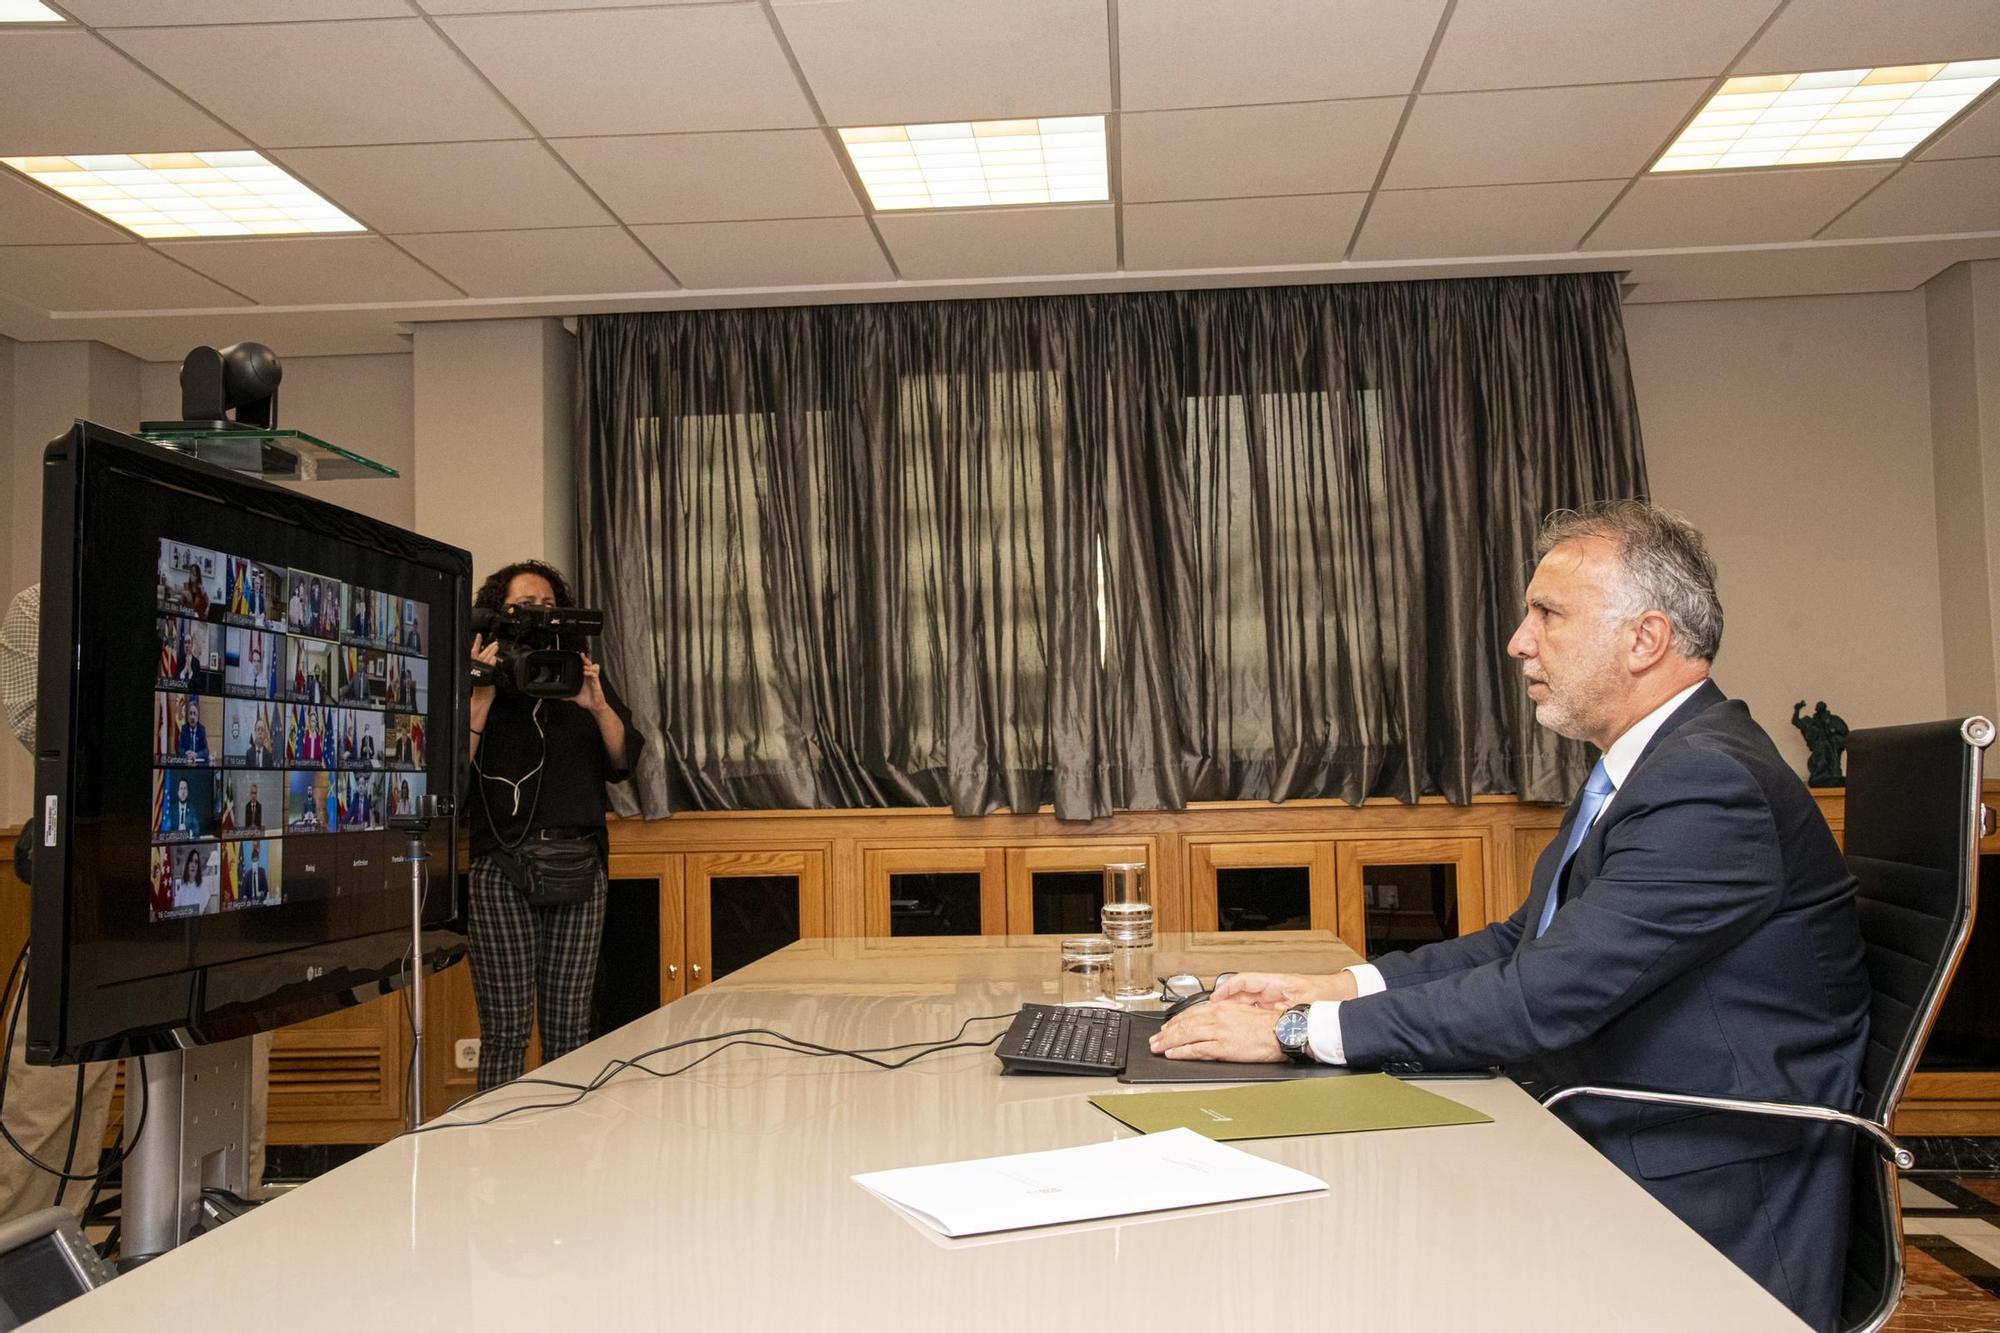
412, 318, 576, 587
1623, 291, 1947, 777
4, 340, 141, 824
1923, 261, 2000, 722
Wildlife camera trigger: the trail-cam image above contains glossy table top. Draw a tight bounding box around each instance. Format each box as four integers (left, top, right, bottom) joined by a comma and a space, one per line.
40, 933, 1804, 1331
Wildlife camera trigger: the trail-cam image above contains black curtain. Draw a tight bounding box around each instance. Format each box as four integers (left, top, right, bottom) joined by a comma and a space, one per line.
576, 273, 1646, 820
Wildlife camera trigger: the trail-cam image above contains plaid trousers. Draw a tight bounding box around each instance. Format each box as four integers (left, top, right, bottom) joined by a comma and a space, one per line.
467, 854, 608, 1091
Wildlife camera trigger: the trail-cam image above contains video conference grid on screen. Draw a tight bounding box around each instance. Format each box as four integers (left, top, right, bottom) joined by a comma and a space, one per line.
152, 540, 432, 922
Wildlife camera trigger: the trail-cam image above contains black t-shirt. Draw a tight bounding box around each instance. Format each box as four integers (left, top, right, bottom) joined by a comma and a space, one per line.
469, 674, 641, 863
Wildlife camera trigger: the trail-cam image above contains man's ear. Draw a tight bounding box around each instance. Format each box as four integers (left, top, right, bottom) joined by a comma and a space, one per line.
1628, 609, 1675, 672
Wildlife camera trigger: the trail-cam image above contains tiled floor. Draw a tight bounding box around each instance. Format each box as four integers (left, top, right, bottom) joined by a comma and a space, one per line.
1892, 1175, 2000, 1332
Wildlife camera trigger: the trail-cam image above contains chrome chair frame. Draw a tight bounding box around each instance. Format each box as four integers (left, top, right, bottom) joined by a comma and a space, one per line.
1541, 715, 1993, 1333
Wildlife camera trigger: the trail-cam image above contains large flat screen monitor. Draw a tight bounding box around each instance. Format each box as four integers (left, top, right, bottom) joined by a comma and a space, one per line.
28, 420, 470, 1064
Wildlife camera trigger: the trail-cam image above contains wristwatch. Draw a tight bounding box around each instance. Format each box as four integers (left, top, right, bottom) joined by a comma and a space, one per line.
1274, 1004, 1314, 1063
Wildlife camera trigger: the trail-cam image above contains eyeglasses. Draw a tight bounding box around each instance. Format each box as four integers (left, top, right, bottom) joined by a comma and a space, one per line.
1157, 971, 1234, 1001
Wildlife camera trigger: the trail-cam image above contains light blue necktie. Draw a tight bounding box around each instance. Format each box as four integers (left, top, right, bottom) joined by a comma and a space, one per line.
1535, 759, 1615, 938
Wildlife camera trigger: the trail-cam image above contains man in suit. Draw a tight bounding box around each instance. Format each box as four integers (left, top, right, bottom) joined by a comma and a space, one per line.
1154, 501, 1868, 1332
241, 842, 270, 904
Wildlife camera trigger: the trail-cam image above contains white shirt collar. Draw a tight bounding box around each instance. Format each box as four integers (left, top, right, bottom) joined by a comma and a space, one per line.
1600, 679, 1708, 793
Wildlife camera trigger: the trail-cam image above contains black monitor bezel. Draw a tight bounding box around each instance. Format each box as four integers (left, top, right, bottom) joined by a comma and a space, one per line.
29, 420, 470, 1065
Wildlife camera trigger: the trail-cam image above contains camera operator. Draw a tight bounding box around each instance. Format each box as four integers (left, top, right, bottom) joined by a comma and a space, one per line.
467, 560, 641, 1092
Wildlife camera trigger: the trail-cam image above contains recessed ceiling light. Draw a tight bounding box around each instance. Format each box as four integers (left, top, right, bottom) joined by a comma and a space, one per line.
0, 151, 366, 238
1656, 60, 2000, 171
839, 115, 1108, 210
0, 1, 66, 21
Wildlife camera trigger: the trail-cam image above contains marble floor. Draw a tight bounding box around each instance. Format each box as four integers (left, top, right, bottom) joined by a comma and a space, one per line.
1892, 1175, 2000, 1332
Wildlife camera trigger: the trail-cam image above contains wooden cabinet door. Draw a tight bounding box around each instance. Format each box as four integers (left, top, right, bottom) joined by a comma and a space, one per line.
269, 993, 406, 1144
861, 846, 1005, 937
1003, 843, 1151, 935
685, 850, 827, 990
1333, 836, 1488, 959
1187, 838, 1337, 934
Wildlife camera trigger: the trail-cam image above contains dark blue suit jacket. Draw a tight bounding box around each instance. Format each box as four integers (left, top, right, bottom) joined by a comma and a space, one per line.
1339, 682, 1869, 1330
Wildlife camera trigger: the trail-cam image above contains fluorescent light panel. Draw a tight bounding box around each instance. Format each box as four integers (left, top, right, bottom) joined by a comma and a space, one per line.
0, 1, 65, 20
1656, 60, 2000, 171
839, 115, 1108, 210
0, 151, 366, 238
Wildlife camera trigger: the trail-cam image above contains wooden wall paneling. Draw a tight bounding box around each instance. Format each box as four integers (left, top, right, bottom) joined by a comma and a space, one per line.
267, 994, 406, 1143
1184, 837, 1338, 934
1507, 821, 1563, 922
1003, 841, 1153, 934
859, 846, 1006, 937
421, 957, 479, 1124
684, 849, 827, 991
1333, 836, 1488, 958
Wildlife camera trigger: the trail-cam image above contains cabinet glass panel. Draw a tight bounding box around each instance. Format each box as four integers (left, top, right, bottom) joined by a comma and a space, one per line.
1215, 865, 1311, 931
888, 871, 982, 937
1921, 854, 2000, 1069
709, 875, 801, 980
1032, 871, 1102, 935
1363, 864, 1458, 958
593, 878, 661, 1040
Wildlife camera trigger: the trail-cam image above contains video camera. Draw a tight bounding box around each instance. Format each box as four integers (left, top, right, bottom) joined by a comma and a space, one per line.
469, 604, 604, 698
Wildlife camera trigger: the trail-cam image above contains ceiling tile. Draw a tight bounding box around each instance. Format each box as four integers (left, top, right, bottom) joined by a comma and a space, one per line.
1918, 93, 2000, 161
1736, 0, 2000, 76
1354, 180, 1623, 259
1425, 0, 1773, 92
151, 236, 463, 305
1123, 194, 1364, 270
0, 170, 130, 244
1385, 81, 1711, 188
0, 30, 245, 156
271, 141, 612, 234
105, 20, 525, 148
0, 245, 252, 312
554, 132, 860, 225
1117, 0, 1443, 110
631, 217, 892, 288
1585, 165, 1895, 251
1122, 99, 1404, 202
63, 1, 408, 22
1818, 157, 2000, 240
391, 227, 672, 297
418, 0, 734, 10
438, 8, 816, 137
773, 0, 1109, 126
1622, 235, 2000, 303
874, 205, 1115, 280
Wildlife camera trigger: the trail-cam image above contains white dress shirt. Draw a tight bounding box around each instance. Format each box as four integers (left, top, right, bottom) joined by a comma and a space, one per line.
1305, 679, 1708, 1065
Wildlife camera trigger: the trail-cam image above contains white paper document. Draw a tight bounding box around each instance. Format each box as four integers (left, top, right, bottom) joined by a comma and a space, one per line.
851, 1127, 1326, 1237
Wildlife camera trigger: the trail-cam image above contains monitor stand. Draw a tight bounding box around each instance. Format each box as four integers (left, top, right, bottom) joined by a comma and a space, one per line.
121, 1036, 254, 1265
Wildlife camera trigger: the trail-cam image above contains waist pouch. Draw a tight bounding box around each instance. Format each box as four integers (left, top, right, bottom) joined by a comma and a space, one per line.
495, 838, 599, 907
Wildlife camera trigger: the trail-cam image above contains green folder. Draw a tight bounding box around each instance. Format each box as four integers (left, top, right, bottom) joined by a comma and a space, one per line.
1088, 1073, 1493, 1142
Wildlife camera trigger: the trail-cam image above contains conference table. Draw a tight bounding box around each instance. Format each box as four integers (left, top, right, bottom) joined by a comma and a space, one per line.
38, 932, 1805, 1331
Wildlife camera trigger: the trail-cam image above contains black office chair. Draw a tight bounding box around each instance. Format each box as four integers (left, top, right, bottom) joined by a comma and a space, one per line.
1542, 715, 1994, 1333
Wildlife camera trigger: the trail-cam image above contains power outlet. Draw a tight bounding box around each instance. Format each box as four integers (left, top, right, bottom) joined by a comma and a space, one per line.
454, 1038, 480, 1071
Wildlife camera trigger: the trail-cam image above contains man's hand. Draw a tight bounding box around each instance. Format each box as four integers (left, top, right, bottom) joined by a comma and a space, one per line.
1210, 971, 1358, 1009
1148, 1002, 1286, 1063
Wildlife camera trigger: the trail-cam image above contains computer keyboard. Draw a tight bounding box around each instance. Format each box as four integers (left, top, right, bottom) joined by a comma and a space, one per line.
995, 1004, 1132, 1075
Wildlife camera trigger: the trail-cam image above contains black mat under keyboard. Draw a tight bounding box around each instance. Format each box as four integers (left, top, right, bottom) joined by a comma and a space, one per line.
995, 1004, 1132, 1075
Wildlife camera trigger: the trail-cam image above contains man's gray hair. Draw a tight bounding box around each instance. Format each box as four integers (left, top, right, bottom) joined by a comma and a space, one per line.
1536, 500, 1723, 661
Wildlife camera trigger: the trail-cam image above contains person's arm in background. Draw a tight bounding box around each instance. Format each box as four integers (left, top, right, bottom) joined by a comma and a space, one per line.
0, 584, 40, 753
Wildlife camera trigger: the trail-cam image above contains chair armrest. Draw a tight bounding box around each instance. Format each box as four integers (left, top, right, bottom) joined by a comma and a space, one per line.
1540, 1084, 1914, 1170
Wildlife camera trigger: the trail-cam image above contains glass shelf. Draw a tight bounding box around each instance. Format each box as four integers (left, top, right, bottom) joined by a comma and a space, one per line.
134, 425, 398, 481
